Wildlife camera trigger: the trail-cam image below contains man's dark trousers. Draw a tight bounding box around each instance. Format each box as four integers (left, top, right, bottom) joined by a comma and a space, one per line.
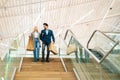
42, 43, 50, 61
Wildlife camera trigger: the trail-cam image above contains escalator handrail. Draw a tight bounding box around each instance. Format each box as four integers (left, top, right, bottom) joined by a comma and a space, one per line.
63, 29, 101, 63
104, 31, 120, 34
87, 30, 117, 48
64, 29, 81, 47
64, 29, 77, 47
86, 30, 119, 63
64, 29, 74, 40
63, 29, 119, 63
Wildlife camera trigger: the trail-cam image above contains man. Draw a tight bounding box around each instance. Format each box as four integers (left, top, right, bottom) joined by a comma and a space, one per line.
40, 23, 55, 62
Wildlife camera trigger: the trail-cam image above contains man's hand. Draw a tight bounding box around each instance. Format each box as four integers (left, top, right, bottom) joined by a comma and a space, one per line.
53, 42, 55, 44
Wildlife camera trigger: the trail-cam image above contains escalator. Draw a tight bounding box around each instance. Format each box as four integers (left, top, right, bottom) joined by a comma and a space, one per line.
87, 30, 119, 63
86, 30, 120, 73
61, 29, 120, 80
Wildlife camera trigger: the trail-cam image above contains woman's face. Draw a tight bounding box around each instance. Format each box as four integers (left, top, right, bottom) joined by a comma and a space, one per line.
34, 27, 38, 32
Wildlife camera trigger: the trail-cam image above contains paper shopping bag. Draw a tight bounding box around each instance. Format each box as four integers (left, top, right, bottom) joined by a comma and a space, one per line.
49, 42, 58, 55
26, 36, 34, 51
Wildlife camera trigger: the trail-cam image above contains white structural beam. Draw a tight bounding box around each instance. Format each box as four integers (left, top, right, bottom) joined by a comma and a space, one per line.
97, 0, 115, 29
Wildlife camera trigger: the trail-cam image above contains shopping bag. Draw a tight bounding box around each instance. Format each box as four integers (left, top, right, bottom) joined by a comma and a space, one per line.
67, 45, 77, 55
12, 39, 19, 48
26, 36, 34, 51
10, 39, 19, 50
49, 42, 58, 55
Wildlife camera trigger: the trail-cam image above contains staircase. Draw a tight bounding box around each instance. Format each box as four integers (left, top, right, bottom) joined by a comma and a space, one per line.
14, 58, 77, 80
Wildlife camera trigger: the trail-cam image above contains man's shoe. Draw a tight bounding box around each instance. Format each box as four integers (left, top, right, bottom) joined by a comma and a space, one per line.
41, 59, 44, 62
46, 60, 49, 62
37, 59, 39, 61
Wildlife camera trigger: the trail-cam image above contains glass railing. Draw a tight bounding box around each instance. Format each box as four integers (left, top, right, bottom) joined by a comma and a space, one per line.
0, 35, 25, 80
0, 49, 22, 80
62, 29, 120, 80
105, 32, 120, 42
101, 32, 120, 74
87, 31, 120, 73
87, 30, 119, 63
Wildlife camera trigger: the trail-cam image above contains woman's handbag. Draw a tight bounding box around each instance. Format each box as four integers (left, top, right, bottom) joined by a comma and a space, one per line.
26, 36, 34, 51
49, 42, 57, 55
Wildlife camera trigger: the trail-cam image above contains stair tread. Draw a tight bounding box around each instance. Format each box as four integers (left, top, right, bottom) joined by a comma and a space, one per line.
14, 78, 76, 80
15, 78, 62, 80
21, 58, 65, 72
16, 71, 62, 73
15, 72, 74, 77
14, 58, 77, 80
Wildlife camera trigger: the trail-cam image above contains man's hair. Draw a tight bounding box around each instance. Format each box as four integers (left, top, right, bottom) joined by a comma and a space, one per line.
43, 23, 48, 26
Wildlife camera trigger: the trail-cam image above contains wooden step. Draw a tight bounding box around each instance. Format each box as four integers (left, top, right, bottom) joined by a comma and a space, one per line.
15, 72, 76, 80
21, 58, 64, 72
14, 78, 76, 80
14, 58, 77, 80
15, 72, 75, 78
22, 58, 61, 63
15, 78, 62, 80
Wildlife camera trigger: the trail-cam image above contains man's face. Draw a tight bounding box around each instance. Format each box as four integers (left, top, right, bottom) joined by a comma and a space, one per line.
43, 25, 48, 29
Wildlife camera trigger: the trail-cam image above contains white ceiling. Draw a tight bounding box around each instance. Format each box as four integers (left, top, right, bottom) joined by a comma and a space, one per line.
0, 0, 120, 47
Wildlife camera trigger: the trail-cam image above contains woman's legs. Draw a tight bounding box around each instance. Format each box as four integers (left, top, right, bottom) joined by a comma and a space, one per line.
33, 39, 37, 62
37, 41, 40, 60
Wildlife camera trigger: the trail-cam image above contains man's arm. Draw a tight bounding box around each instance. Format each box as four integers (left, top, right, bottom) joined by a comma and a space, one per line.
40, 30, 43, 41
51, 30, 55, 43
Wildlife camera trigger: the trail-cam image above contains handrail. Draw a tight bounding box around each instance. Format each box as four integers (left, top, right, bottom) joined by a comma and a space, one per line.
67, 36, 73, 47
86, 30, 119, 63
87, 30, 117, 48
18, 57, 23, 72
63, 29, 101, 62
64, 29, 78, 47
104, 31, 120, 34
60, 57, 68, 72
63, 29, 119, 63
64, 29, 101, 61
100, 42, 119, 63
64, 29, 76, 40
73, 68, 80, 80
11, 67, 16, 80
64, 30, 69, 40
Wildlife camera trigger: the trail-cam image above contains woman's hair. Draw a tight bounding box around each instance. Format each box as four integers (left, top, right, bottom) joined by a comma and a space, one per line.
33, 26, 38, 32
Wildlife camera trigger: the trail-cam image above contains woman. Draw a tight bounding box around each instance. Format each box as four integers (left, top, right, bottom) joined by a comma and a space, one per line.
31, 26, 41, 62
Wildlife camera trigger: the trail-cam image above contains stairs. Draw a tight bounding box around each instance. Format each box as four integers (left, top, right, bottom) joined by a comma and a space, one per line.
14, 58, 77, 80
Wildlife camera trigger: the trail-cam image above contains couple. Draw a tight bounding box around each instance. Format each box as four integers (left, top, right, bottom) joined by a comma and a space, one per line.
31, 23, 55, 62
